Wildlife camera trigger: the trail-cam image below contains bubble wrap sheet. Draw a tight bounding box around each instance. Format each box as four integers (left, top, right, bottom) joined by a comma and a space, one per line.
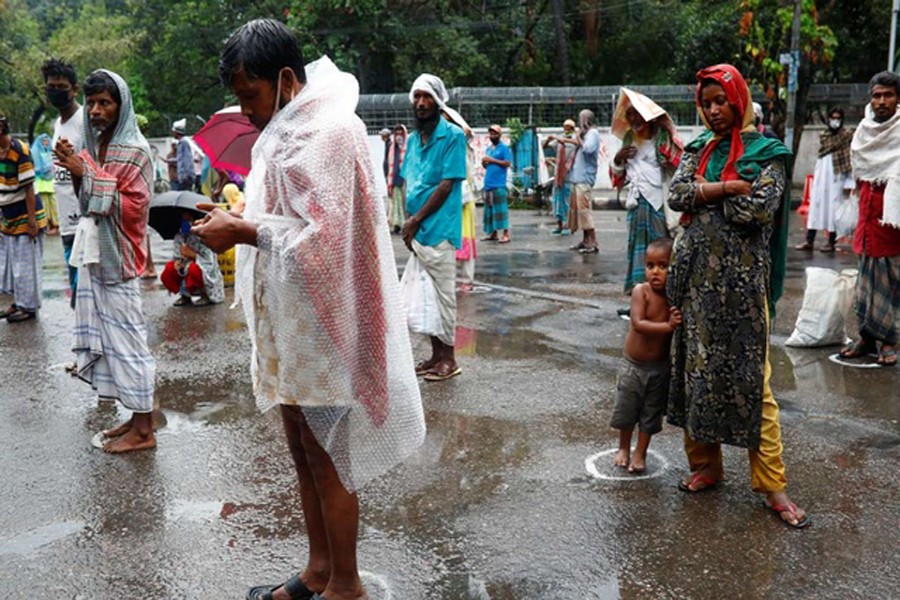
236, 56, 425, 492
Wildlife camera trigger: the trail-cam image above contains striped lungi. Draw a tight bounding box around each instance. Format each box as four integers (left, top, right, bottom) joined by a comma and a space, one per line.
624, 194, 669, 294
73, 265, 156, 412
855, 254, 899, 345
0, 233, 43, 312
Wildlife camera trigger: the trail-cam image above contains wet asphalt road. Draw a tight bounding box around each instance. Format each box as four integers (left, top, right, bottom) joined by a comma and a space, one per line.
1, 208, 898, 599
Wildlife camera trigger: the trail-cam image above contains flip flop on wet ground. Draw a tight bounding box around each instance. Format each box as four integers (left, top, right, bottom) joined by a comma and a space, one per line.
677, 472, 721, 493
424, 366, 462, 382
839, 339, 877, 359
763, 500, 811, 529
877, 348, 897, 366
247, 574, 314, 600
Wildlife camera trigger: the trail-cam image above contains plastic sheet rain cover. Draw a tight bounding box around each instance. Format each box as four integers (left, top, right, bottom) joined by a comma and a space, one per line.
236, 56, 424, 491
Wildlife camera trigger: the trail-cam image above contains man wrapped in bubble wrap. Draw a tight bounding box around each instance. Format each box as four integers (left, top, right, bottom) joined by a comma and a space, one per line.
193, 19, 425, 599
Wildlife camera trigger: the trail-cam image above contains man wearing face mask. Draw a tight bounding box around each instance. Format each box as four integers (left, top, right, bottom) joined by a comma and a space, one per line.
42, 58, 83, 305
192, 19, 424, 600
54, 69, 157, 453
840, 71, 900, 367
0, 113, 48, 323
796, 107, 854, 253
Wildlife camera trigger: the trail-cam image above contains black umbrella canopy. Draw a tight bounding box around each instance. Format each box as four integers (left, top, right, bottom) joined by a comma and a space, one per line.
149, 191, 210, 240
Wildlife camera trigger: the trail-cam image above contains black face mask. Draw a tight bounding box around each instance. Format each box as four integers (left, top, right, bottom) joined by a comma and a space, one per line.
47, 88, 72, 109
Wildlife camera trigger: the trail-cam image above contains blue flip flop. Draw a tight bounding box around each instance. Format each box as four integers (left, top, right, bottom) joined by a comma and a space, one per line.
246, 574, 314, 600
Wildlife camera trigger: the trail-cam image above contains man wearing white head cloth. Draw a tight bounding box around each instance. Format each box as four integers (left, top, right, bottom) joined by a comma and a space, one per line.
194, 19, 425, 600
400, 73, 468, 381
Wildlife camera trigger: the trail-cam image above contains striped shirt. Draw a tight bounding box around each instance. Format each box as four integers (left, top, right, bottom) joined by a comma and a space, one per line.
0, 138, 47, 235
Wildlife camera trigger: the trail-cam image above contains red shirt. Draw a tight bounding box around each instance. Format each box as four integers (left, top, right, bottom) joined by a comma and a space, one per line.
854, 181, 900, 257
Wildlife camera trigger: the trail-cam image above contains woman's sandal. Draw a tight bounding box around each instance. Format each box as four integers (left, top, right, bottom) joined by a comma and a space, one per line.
763, 500, 811, 529
677, 472, 720, 493
839, 339, 877, 359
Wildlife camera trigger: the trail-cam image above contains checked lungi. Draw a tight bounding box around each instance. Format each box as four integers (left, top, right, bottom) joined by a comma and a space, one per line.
73, 265, 156, 412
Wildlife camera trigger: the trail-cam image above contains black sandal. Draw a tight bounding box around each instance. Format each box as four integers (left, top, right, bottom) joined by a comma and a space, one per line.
247, 574, 314, 600
839, 338, 876, 359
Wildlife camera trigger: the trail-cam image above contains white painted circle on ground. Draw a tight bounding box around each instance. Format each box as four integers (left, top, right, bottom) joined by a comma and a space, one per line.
360, 571, 392, 600
90, 432, 108, 450
827, 353, 882, 369
585, 448, 669, 481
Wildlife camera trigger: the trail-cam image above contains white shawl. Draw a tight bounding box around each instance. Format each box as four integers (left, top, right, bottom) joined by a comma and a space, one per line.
851, 105, 900, 228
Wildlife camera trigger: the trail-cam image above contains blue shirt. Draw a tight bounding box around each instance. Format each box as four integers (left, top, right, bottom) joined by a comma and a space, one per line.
176, 138, 194, 182
401, 118, 467, 249
483, 141, 511, 191
567, 128, 600, 186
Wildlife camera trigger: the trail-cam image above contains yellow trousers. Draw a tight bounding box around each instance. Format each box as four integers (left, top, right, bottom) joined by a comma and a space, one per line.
683, 338, 788, 493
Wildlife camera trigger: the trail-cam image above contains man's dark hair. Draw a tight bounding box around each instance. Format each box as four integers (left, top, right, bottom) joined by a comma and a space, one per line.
869, 71, 900, 95
83, 71, 121, 105
647, 237, 674, 257
41, 58, 78, 86
219, 19, 306, 87
828, 107, 845, 119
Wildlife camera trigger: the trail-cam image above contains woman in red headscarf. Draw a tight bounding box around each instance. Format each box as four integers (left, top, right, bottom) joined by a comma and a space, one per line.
665, 64, 809, 528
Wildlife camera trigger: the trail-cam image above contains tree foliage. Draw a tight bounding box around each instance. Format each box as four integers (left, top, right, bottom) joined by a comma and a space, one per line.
2, 0, 892, 137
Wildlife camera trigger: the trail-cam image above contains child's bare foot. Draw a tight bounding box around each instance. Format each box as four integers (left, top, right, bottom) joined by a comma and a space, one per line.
628, 452, 646, 473
613, 448, 630, 469
103, 428, 156, 453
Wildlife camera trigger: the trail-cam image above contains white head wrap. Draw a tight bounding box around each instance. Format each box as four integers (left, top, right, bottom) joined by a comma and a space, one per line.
409, 73, 470, 134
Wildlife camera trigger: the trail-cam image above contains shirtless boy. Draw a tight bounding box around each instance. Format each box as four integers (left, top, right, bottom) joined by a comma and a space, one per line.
610, 238, 681, 473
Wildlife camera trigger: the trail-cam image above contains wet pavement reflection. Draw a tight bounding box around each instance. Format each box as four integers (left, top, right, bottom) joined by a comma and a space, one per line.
1, 212, 898, 599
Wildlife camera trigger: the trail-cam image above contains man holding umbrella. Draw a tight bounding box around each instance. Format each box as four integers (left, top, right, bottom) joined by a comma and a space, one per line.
54, 69, 157, 453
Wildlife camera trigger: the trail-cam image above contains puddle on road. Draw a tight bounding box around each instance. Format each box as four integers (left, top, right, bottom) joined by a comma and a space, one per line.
165, 499, 225, 524
0, 521, 85, 556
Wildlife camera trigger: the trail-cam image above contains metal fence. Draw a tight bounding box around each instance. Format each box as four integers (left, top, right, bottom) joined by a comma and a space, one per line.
357, 84, 872, 132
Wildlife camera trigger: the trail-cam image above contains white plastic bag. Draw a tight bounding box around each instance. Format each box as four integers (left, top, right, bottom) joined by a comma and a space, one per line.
399, 253, 443, 336
833, 192, 858, 239
68, 217, 100, 267
785, 267, 858, 347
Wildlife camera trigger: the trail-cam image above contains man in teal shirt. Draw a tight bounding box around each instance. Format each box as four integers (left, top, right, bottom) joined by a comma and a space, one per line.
401, 74, 467, 381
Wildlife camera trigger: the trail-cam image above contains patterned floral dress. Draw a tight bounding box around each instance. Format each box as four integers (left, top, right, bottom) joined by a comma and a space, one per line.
666, 147, 787, 449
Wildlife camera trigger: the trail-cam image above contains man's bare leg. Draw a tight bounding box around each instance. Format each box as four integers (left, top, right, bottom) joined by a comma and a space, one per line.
614, 428, 631, 468
272, 406, 331, 599
298, 414, 366, 599
629, 431, 652, 473
103, 412, 156, 453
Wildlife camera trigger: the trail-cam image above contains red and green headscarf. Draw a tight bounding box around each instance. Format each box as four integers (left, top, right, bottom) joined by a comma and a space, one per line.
690, 64, 793, 316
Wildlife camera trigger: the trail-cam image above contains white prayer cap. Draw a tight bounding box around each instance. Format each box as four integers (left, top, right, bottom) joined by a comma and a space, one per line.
172, 118, 186, 133
752, 102, 763, 121
379, 127, 391, 135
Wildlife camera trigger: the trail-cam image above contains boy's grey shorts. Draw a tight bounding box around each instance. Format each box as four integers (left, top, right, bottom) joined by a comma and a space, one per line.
609, 354, 669, 434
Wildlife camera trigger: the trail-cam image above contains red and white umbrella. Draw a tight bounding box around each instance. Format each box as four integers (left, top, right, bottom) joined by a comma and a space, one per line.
192, 106, 257, 176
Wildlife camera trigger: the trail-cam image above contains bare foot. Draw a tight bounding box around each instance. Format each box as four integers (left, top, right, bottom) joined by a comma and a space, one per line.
628, 453, 646, 473
103, 428, 156, 453
102, 420, 133, 439
613, 448, 629, 469
765, 491, 809, 528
